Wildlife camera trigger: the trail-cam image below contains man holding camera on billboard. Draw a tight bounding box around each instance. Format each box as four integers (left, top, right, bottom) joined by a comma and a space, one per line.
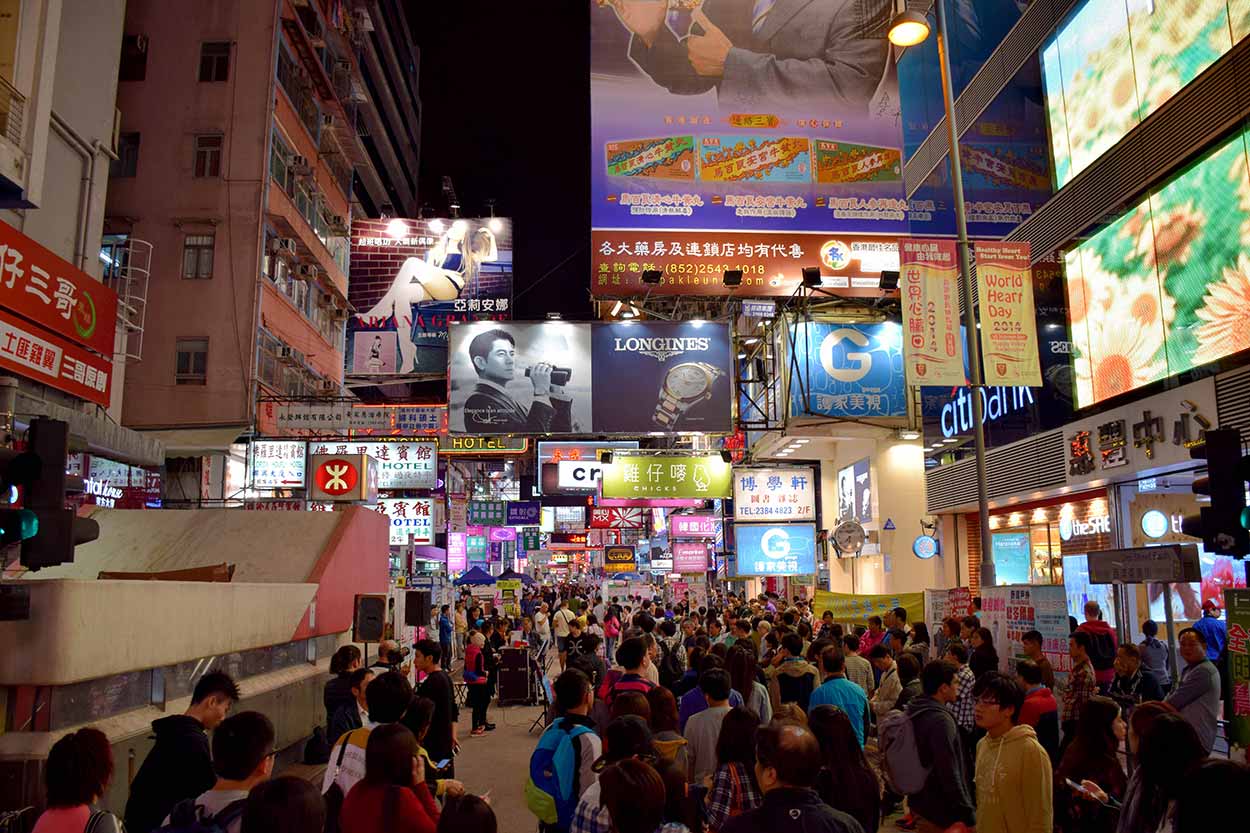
464, 328, 573, 434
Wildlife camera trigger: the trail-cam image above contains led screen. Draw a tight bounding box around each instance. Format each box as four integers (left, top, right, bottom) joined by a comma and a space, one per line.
1066, 126, 1250, 407
1042, 1, 1249, 189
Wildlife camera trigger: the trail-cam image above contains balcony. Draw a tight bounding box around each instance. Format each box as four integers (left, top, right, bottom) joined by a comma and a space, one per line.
0, 75, 29, 206
0, 76, 24, 147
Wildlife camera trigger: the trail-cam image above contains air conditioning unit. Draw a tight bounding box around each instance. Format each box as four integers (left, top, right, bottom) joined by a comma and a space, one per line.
321, 113, 335, 128
290, 155, 313, 175
318, 379, 339, 394
276, 346, 297, 364
297, 264, 316, 278
276, 238, 297, 253
320, 292, 334, 306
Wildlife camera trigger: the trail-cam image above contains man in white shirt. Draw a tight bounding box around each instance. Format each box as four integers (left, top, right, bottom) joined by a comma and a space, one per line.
163, 711, 274, 833
684, 668, 733, 783
553, 600, 577, 670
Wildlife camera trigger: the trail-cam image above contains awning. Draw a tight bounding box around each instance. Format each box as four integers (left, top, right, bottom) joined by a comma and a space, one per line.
140, 425, 250, 456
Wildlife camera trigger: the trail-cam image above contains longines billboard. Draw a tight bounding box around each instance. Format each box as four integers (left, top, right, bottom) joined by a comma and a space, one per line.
447, 321, 732, 435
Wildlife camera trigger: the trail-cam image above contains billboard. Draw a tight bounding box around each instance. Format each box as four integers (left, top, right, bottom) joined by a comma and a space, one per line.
448, 321, 733, 434
788, 321, 905, 418
733, 466, 815, 522
600, 453, 733, 499
734, 523, 817, 577
346, 217, 512, 377
975, 241, 1042, 387
537, 440, 639, 494
836, 458, 871, 523
900, 239, 964, 386
590, 0, 904, 297
1065, 125, 1250, 407
378, 498, 434, 546
673, 541, 709, 573
305, 441, 437, 489
669, 514, 718, 539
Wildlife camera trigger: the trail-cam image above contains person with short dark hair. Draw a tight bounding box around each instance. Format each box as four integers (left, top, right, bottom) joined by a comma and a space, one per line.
329, 668, 374, 746
807, 648, 869, 746
437, 794, 497, 833
546, 668, 603, 808
1138, 619, 1172, 690
677, 653, 745, 731
323, 670, 415, 801
907, 661, 975, 833
163, 711, 275, 833
241, 775, 325, 833
341, 723, 440, 833
411, 638, 459, 777
34, 727, 122, 833
1109, 643, 1164, 713
840, 634, 874, 699
893, 652, 923, 713
868, 643, 900, 719
463, 327, 572, 434
1166, 626, 1221, 753
764, 631, 821, 713
1015, 659, 1059, 761
124, 670, 240, 833
971, 672, 1051, 832
810, 705, 880, 833
1076, 600, 1119, 689
704, 707, 762, 832
862, 615, 886, 654
597, 758, 670, 833
438, 605, 454, 668
722, 723, 862, 833
1020, 629, 1055, 690
571, 716, 655, 833
685, 668, 734, 783
1064, 632, 1099, 744
404, 697, 465, 800
606, 636, 657, 708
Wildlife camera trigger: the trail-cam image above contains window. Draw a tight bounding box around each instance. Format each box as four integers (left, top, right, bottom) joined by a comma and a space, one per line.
193, 135, 223, 178
198, 41, 231, 82
181, 234, 214, 279
175, 338, 208, 385
111, 133, 140, 178
119, 34, 147, 82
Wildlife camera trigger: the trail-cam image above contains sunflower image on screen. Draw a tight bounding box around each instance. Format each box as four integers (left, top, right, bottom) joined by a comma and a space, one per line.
698, 135, 810, 182
605, 136, 696, 179
355, 221, 498, 374
812, 140, 901, 184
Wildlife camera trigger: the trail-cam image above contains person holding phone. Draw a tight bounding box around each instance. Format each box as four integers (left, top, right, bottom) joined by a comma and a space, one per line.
462, 329, 573, 433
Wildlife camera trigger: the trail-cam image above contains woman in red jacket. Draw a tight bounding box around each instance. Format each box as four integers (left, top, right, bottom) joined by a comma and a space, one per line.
464, 631, 491, 736
341, 723, 440, 833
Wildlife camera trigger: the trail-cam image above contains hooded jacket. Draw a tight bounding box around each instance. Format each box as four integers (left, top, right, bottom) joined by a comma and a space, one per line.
974, 724, 1053, 833
766, 657, 821, 712
906, 695, 975, 828
1076, 619, 1119, 685
123, 715, 216, 833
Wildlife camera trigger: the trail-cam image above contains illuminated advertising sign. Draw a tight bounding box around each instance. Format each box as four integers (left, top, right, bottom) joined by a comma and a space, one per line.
347, 217, 512, 377
378, 498, 434, 546
448, 533, 467, 571
590, 507, 646, 529
604, 545, 637, 574
550, 531, 590, 550
537, 440, 638, 494
306, 454, 378, 503
733, 467, 816, 522
600, 454, 732, 499
788, 322, 906, 418
673, 542, 710, 573
248, 440, 307, 489
669, 515, 718, 539
734, 524, 817, 577
306, 441, 437, 489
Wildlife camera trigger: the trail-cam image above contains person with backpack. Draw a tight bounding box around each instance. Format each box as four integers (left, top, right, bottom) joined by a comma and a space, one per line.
341, 724, 440, 833
570, 716, 658, 833
32, 727, 124, 833
527, 669, 602, 833
764, 633, 821, 714
1076, 601, 1119, 690
159, 711, 275, 833
125, 671, 240, 833
605, 637, 657, 706
893, 660, 975, 833
972, 672, 1053, 833
656, 627, 686, 691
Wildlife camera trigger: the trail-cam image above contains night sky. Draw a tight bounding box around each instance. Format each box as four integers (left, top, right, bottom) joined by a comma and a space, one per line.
407, 1, 593, 321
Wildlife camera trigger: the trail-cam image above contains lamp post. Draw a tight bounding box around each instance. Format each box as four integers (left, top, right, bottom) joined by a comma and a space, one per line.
890, 1, 995, 586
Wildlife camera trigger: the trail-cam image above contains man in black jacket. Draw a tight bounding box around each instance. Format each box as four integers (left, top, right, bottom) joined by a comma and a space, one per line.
906, 660, 976, 833
723, 722, 864, 833
411, 639, 459, 778
124, 670, 240, 833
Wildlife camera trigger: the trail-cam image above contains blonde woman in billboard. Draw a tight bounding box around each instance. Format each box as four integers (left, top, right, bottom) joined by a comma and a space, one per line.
356, 221, 499, 373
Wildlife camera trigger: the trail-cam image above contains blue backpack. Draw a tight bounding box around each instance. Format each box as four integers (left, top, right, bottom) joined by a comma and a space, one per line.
525, 717, 595, 829
155, 797, 248, 833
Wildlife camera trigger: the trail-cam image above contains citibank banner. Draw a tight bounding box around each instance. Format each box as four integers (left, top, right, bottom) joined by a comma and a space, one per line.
448, 321, 732, 435
734, 523, 817, 577
788, 321, 905, 418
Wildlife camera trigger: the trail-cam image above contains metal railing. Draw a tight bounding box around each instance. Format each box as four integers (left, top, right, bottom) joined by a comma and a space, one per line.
0, 75, 25, 147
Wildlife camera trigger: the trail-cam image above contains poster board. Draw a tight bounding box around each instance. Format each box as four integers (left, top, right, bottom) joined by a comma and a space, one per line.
1226, 588, 1250, 752
980, 584, 1071, 689
813, 591, 924, 627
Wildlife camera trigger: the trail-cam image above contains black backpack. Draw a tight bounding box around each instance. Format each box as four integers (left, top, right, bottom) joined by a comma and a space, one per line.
1087, 630, 1117, 672
658, 640, 683, 690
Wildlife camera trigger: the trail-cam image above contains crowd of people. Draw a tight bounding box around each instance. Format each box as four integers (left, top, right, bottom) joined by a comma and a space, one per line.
23, 583, 1247, 833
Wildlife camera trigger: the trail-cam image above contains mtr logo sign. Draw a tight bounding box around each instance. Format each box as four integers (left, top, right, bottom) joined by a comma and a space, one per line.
306, 454, 378, 502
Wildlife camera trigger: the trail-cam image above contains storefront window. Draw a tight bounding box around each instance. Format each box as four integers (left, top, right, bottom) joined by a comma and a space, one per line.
982, 493, 1112, 587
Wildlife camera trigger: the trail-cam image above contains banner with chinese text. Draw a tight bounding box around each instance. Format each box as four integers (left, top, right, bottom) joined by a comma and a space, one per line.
980, 584, 1071, 689
900, 239, 964, 386
1226, 589, 1250, 748
812, 590, 925, 626
599, 454, 732, 499
975, 241, 1041, 387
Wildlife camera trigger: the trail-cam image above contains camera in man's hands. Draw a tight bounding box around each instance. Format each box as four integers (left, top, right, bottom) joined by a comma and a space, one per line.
525, 366, 572, 386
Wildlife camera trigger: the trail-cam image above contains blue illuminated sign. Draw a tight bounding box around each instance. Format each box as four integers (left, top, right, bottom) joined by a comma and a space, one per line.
789, 322, 906, 418
940, 386, 1035, 438
912, 535, 939, 560
734, 523, 817, 577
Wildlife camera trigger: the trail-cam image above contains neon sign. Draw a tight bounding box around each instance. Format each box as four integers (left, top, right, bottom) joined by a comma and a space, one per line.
940, 386, 1035, 438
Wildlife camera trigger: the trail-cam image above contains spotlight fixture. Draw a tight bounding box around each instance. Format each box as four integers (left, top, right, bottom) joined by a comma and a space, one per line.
722, 269, 743, 287
897, 428, 921, 441
642, 269, 663, 285
801, 267, 822, 287
600, 451, 614, 464
720, 450, 733, 463
879, 270, 900, 291
610, 300, 623, 316
888, 1, 931, 47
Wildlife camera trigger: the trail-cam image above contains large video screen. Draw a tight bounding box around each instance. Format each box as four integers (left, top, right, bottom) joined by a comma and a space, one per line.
1041, 0, 1249, 189
1066, 126, 1250, 407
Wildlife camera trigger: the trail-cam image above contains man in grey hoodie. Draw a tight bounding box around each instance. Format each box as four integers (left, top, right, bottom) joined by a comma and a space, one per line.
906, 660, 975, 833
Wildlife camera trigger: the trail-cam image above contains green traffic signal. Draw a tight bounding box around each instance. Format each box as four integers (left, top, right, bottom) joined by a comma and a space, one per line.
0, 508, 39, 545
1242, 506, 1250, 530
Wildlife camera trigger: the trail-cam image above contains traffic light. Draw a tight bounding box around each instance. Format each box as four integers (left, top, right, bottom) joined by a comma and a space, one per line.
1181, 428, 1250, 556
17, 418, 99, 570
0, 442, 42, 547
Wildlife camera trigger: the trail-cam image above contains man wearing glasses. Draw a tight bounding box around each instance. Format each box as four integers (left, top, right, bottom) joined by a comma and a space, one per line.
971, 672, 1053, 833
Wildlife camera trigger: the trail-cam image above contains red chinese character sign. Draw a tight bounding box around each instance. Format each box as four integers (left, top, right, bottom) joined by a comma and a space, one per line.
0, 220, 119, 356
1226, 589, 1250, 749
0, 307, 111, 407
899, 238, 964, 386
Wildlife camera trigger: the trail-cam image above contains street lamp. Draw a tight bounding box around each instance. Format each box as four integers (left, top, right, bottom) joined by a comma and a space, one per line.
889, 0, 995, 585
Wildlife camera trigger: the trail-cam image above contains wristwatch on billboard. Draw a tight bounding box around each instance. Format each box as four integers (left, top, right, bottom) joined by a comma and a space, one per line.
653, 362, 724, 427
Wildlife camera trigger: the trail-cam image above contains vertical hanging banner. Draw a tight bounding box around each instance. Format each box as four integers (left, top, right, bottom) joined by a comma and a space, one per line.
899, 239, 965, 386
974, 241, 1042, 387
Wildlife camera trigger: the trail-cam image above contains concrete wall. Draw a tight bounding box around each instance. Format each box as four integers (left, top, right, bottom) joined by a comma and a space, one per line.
820, 435, 959, 595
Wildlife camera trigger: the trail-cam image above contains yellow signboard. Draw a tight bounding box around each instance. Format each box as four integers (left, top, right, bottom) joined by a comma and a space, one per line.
975, 241, 1042, 387
813, 590, 925, 627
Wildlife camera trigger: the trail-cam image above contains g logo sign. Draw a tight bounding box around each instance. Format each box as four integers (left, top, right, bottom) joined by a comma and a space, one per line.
820, 328, 872, 383
760, 527, 792, 557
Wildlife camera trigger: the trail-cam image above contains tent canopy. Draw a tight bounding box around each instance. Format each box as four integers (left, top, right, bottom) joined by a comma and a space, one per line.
453, 566, 496, 586
498, 568, 535, 586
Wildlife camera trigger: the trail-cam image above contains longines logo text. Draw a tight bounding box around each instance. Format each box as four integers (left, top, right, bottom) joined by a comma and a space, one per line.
613, 336, 710, 362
